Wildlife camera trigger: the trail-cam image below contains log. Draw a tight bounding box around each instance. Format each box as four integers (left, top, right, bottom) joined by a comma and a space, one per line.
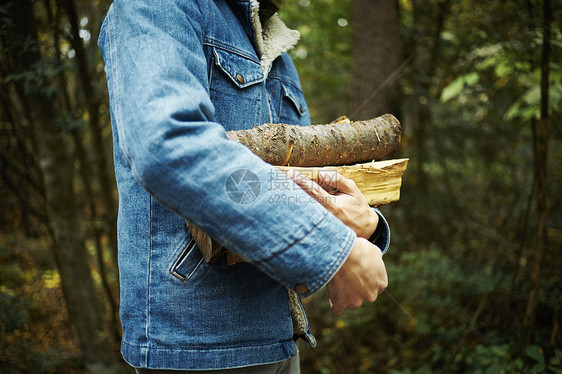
188, 114, 406, 264
226, 114, 401, 166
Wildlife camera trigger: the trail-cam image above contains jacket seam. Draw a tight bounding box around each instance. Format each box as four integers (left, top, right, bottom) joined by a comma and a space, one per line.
257, 213, 329, 263
106, 11, 134, 171
268, 74, 302, 91
204, 37, 260, 63
211, 48, 264, 87
195, 0, 209, 49
121, 337, 294, 352
145, 195, 153, 366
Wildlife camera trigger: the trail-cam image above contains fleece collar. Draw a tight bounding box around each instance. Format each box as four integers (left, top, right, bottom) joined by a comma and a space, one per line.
250, 0, 300, 74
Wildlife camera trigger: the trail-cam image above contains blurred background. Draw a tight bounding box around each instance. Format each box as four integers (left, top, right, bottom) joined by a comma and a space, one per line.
0, 0, 561, 373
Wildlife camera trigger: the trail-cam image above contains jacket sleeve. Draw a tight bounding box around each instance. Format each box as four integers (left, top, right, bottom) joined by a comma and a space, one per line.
98, 0, 355, 296
370, 208, 391, 254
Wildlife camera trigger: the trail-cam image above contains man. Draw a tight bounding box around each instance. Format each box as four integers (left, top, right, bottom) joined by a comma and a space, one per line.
98, 0, 390, 372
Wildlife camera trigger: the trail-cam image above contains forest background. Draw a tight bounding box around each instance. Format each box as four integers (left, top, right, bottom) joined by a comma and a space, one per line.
1, 0, 561, 373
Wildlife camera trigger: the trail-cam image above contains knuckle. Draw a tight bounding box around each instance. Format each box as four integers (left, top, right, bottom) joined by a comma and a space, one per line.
380, 277, 389, 290
377, 283, 388, 294
350, 300, 363, 310
367, 291, 378, 303
342, 177, 356, 190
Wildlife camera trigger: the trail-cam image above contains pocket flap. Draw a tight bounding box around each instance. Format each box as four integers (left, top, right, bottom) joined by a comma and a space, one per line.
213, 47, 264, 88
282, 83, 307, 116
170, 239, 204, 282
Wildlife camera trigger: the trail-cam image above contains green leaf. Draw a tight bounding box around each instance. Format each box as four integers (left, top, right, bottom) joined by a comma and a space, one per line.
521, 105, 540, 120
489, 344, 507, 357
485, 364, 504, 374
441, 77, 465, 102
464, 72, 479, 86
440, 72, 479, 102
522, 86, 541, 105
505, 101, 522, 120
526, 345, 545, 364
495, 61, 513, 78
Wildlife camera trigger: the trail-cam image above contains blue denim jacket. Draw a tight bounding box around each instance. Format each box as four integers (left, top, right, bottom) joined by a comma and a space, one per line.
99, 0, 389, 370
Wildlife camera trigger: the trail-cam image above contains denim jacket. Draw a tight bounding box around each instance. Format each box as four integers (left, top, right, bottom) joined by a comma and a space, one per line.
98, 0, 389, 370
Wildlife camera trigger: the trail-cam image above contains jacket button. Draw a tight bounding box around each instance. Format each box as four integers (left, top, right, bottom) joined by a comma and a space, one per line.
295, 284, 308, 295
236, 74, 244, 84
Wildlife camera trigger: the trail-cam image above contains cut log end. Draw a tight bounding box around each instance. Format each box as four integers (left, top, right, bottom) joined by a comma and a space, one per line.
279, 158, 408, 206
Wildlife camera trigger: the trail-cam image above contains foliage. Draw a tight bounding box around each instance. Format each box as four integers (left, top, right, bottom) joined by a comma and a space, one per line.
0, 236, 83, 373
278, 0, 352, 123
294, 0, 562, 373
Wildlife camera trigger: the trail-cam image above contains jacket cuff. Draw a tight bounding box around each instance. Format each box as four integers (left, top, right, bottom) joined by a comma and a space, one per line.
256, 212, 356, 297
369, 207, 391, 255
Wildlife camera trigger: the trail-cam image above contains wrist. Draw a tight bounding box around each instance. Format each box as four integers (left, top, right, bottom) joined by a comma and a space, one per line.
360, 209, 379, 239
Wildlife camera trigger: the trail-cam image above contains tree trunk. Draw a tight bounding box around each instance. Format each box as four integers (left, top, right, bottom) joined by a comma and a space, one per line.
402, 0, 450, 243
522, 0, 551, 346
226, 114, 401, 166
350, 0, 401, 119
33, 105, 120, 374
72, 130, 121, 345
43, 0, 121, 344
1, 1, 119, 372
61, 0, 119, 270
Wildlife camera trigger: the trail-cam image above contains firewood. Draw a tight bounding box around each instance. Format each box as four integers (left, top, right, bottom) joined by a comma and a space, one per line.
226, 114, 401, 166
279, 158, 409, 206
188, 114, 407, 264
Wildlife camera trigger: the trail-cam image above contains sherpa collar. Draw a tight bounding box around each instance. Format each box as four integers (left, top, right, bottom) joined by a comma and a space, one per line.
250, 0, 300, 74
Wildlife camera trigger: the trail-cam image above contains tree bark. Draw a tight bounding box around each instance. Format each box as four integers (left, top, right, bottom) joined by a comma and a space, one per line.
226, 114, 401, 167
402, 0, 450, 243
350, 0, 401, 119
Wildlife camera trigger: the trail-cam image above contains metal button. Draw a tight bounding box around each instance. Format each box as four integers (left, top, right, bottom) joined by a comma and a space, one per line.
295, 284, 309, 295
236, 74, 244, 84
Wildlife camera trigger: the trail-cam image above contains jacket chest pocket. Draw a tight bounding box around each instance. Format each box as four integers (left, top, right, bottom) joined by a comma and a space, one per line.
207, 45, 266, 131
279, 82, 308, 124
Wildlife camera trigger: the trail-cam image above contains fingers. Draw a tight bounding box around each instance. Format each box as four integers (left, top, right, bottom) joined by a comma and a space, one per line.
326, 238, 388, 315
316, 169, 358, 195
329, 282, 383, 315
330, 296, 368, 316
286, 169, 333, 202
286, 168, 359, 197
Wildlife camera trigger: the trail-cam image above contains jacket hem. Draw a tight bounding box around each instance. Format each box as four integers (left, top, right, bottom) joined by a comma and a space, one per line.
121, 339, 297, 370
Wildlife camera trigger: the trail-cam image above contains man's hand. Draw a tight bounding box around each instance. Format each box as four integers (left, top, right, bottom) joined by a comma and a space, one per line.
286, 169, 379, 239
326, 237, 388, 315
286, 169, 388, 314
